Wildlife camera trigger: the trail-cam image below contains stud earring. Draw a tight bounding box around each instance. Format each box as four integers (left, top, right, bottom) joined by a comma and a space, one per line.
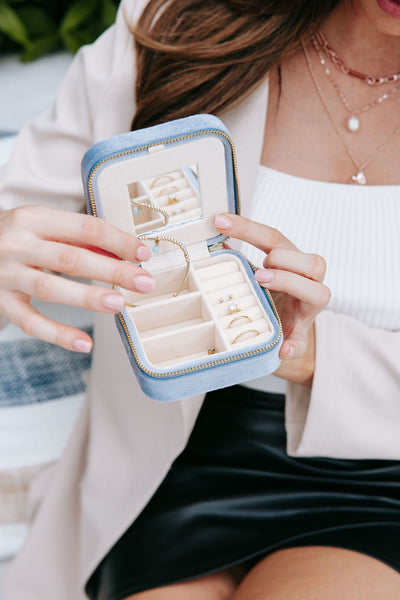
218, 294, 233, 304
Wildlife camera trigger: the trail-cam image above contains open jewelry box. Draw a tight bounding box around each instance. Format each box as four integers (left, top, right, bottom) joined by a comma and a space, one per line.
82, 114, 282, 401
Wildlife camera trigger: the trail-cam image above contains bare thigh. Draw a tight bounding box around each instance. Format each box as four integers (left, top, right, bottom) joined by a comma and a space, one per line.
122, 566, 245, 600
232, 546, 400, 600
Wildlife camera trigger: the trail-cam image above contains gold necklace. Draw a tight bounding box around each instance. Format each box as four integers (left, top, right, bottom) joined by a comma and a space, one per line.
302, 39, 400, 185
312, 32, 400, 134
315, 29, 400, 86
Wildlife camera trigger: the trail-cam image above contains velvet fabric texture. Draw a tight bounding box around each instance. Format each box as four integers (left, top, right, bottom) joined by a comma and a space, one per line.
86, 386, 400, 600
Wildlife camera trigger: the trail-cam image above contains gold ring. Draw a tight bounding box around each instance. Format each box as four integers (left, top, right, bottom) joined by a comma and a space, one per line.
227, 315, 253, 329
232, 329, 260, 344
157, 185, 178, 198
227, 299, 240, 315
150, 175, 174, 188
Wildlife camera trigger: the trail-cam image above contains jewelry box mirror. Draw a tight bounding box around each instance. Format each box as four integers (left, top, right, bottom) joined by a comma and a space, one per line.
129, 164, 201, 235
82, 114, 283, 401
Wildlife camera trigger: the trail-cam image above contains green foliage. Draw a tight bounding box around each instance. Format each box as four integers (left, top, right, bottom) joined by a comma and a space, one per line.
0, 0, 120, 61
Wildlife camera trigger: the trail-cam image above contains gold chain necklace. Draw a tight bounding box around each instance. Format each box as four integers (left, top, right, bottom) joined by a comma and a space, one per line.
315, 29, 400, 86
302, 39, 400, 185
312, 32, 400, 134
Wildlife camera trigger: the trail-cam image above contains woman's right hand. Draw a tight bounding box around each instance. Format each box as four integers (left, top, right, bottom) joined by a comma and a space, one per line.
0, 206, 155, 353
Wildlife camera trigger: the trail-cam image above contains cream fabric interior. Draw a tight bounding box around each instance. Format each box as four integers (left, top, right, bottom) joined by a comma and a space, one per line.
124, 254, 274, 368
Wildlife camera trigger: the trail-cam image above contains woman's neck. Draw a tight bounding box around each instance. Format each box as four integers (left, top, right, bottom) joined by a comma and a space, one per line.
322, 0, 400, 75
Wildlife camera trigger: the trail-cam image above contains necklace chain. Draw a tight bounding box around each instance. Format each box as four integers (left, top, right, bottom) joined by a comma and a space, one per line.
312, 32, 400, 133
315, 30, 400, 86
302, 39, 400, 184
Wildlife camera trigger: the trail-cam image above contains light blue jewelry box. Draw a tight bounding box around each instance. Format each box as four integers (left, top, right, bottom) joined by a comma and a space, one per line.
82, 114, 282, 401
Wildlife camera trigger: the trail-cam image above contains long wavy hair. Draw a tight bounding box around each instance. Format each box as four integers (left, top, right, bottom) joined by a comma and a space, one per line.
131, 0, 340, 130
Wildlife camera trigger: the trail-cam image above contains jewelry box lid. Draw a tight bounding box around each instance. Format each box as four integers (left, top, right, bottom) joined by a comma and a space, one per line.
81, 114, 239, 251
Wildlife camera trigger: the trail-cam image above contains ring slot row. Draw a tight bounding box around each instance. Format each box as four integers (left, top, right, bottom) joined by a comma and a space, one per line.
192, 255, 274, 350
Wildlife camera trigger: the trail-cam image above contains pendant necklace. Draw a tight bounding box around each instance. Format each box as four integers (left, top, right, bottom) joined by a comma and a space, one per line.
302, 40, 400, 185
312, 32, 400, 134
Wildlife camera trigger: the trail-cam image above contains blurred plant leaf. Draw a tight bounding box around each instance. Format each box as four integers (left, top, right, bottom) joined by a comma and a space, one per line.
17, 6, 57, 37
0, 0, 120, 61
101, 0, 118, 26
60, 0, 98, 35
0, 2, 31, 48
62, 28, 95, 54
21, 33, 59, 61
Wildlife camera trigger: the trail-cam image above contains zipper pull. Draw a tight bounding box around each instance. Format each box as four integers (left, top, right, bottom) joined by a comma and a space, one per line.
208, 236, 231, 253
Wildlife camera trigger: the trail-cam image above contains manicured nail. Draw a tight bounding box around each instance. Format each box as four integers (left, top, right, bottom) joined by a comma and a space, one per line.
135, 245, 151, 262
255, 269, 274, 283
134, 275, 155, 293
283, 343, 295, 358
72, 338, 92, 353
214, 214, 233, 230
102, 294, 125, 311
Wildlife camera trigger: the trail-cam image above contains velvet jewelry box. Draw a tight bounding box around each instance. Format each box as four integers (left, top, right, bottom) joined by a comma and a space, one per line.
82, 114, 283, 401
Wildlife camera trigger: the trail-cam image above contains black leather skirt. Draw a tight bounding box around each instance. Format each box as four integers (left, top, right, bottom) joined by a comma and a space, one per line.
86, 385, 400, 600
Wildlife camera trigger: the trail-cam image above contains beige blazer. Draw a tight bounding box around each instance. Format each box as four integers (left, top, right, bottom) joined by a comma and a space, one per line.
3, 0, 400, 597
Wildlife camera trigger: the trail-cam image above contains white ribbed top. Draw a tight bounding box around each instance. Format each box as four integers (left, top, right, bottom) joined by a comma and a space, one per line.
243, 165, 400, 331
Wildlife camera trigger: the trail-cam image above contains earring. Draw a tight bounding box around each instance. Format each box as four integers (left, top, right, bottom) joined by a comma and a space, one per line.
218, 294, 233, 304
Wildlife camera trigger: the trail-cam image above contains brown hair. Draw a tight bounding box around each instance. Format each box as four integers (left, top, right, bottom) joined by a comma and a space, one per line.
131, 0, 340, 130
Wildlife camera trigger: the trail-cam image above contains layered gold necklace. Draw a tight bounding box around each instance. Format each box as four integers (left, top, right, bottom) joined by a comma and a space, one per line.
302, 32, 400, 185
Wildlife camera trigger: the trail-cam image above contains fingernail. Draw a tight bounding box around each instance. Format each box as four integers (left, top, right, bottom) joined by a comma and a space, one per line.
283, 344, 295, 358
214, 214, 233, 230
134, 275, 155, 293
72, 338, 92, 353
255, 269, 274, 283
102, 294, 125, 311
135, 245, 151, 262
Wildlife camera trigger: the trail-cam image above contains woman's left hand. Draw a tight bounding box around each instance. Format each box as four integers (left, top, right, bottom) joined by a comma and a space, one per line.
215, 213, 331, 387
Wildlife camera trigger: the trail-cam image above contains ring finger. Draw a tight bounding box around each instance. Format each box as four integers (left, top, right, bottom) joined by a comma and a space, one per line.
255, 268, 331, 308
5, 265, 135, 313
263, 248, 327, 282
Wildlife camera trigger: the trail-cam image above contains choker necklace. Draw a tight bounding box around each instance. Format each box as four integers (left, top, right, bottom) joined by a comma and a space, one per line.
312, 33, 400, 133
302, 39, 400, 185
315, 30, 400, 86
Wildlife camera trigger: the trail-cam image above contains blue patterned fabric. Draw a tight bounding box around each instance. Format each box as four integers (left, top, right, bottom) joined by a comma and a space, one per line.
0, 328, 93, 407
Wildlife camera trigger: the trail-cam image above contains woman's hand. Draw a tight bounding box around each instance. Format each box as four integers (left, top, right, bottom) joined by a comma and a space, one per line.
0, 206, 155, 352
215, 213, 331, 387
